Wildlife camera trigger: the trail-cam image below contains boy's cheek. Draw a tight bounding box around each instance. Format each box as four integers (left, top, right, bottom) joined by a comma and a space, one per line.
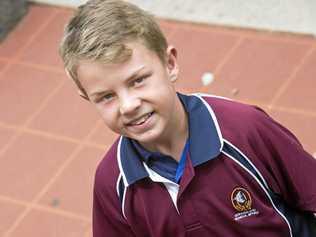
95, 108, 118, 127
101, 119, 122, 134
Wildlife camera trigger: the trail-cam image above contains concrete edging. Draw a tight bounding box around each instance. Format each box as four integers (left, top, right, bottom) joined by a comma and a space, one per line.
28, 0, 316, 36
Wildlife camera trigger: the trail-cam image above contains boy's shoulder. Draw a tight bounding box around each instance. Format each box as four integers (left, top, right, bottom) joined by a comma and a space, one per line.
196, 93, 272, 139
197, 93, 267, 123
199, 93, 300, 149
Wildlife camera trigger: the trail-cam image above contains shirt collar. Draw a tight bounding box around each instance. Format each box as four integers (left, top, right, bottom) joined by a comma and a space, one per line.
180, 93, 223, 166
131, 139, 167, 163
117, 93, 223, 186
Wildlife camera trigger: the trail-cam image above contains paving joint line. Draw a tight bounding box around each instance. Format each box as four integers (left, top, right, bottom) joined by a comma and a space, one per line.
33, 204, 91, 222
268, 44, 316, 109
213, 36, 244, 76
0, 195, 90, 222
0, 132, 23, 158
0, 122, 107, 149
271, 106, 316, 117
221, 98, 316, 117
0, 59, 65, 74
236, 31, 316, 45
24, 80, 67, 127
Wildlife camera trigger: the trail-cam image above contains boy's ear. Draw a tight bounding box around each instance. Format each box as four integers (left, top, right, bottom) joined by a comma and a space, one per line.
166, 45, 179, 83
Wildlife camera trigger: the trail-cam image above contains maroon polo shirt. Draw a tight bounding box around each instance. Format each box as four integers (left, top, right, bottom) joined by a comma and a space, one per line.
92, 93, 316, 237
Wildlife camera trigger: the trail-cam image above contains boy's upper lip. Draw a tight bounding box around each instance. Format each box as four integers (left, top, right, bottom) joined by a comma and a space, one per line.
124, 112, 153, 126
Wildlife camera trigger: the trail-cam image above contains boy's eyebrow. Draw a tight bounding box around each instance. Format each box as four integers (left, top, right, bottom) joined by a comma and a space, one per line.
124, 65, 146, 83
90, 65, 146, 97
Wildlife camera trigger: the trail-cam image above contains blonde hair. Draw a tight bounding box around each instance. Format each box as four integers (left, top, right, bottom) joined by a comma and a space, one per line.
59, 0, 168, 97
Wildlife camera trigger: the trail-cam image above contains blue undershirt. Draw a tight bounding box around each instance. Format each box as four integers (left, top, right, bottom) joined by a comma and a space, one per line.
131, 139, 189, 183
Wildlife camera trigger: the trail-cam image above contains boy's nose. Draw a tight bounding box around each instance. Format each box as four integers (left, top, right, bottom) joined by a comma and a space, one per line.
119, 94, 141, 115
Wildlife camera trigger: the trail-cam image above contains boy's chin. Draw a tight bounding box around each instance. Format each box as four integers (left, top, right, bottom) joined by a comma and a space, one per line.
127, 130, 161, 144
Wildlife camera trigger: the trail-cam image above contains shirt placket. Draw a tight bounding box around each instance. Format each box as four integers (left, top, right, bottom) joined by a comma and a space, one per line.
177, 154, 206, 234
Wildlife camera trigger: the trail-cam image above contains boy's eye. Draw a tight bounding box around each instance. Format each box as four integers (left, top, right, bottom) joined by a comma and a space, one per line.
102, 93, 114, 101
95, 93, 114, 103
131, 76, 147, 87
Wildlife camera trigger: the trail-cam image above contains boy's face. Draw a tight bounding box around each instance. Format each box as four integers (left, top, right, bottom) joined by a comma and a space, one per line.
76, 41, 180, 145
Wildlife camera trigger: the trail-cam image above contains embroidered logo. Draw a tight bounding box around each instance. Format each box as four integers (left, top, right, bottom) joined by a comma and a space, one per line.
231, 187, 259, 221
231, 187, 252, 212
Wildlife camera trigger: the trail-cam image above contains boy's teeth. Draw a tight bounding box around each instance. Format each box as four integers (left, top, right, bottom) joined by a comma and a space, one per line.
132, 113, 151, 125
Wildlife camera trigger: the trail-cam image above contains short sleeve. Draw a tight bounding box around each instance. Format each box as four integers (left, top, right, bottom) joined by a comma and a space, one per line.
252, 107, 316, 212
93, 186, 136, 237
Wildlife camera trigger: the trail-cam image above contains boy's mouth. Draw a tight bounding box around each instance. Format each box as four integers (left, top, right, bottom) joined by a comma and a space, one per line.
127, 112, 154, 126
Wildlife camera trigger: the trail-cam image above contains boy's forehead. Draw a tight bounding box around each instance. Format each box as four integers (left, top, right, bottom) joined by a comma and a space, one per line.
77, 42, 160, 80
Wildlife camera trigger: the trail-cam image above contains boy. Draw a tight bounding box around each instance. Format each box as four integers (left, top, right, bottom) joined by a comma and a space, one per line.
59, 0, 316, 236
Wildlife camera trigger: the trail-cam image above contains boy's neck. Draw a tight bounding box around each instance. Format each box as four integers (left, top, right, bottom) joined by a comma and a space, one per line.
140, 95, 188, 162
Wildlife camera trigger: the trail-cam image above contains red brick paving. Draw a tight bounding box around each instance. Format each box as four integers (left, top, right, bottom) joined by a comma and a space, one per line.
0, 5, 58, 59
0, 64, 62, 125
273, 48, 316, 111
39, 146, 105, 217
9, 209, 89, 237
208, 38, 312, 103
0, 200, 25, 236
0, 133, 76, 201
0, 3, 315, 237
28, 80, 100, 140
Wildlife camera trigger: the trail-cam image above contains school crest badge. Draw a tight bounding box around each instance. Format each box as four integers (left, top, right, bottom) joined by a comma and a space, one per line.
231, 187, 259, 221
231, 187, 252, 212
